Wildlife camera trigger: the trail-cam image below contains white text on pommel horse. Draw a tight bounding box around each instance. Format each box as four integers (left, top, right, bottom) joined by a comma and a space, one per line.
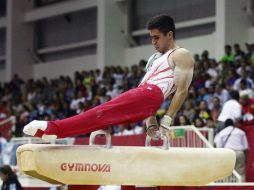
60, 163, 111, 172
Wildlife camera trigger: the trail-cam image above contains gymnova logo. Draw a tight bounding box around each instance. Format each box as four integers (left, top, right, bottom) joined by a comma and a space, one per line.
60, 163, 111, 172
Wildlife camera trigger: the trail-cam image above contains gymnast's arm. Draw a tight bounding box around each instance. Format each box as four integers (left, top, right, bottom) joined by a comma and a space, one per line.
161, 49, 194, 127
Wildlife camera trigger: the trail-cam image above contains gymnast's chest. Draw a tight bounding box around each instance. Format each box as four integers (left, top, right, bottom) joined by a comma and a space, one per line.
146, 55, 164, 71
146, 54, 170, 72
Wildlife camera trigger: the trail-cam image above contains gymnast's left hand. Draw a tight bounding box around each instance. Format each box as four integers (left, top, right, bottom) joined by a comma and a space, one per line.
160, 115, 172, 129
159, 115, 172, 138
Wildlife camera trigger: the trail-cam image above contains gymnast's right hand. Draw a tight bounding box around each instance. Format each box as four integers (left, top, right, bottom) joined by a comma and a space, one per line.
145, 116, 161, 140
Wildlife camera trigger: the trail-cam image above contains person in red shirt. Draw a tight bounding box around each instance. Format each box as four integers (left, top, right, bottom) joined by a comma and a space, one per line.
240, 92, 254, 121
0, 101, 9, 120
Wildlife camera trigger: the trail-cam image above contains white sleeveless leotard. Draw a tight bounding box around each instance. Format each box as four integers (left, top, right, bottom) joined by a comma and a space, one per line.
139, 48, 180, 99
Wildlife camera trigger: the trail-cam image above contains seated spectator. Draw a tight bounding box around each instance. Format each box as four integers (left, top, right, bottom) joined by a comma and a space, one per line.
225, 68, 239, 87
114, 124, 132, 136
197, 87, 211, 104
174, 114, 191, 126
245, 43, 253, 60
206, 117, 216, 129
220, 45, 234, 63
214, 119, 248, 181
240, 91, 254, 122
193, 117, 206, 128
217, 90, 242, 134
0, 101, 9, 120
201, 50, 211, 63
204, 60, 218, 81
234, 44, 245, 62
0, 134, 7, 166
213, 83, 229, 105
251, 43, 254, 65
70, 90, 86, 111
195, 100, 211, 122
128, 122, 144, 135
233, 70, 254, 91
210, 96, 221, 122
182, 100, 196, 123
239, 79, 254, 98
236, 59, 251, 76
217, 90, 242, 122
0, 165, 23, 190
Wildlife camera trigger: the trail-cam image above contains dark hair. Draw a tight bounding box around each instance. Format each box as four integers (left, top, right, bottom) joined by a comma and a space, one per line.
0, 165, 17, 179
230, 90, 240, 101
225, 45, 231, 50
240, 79, 247, 86
234, 43, 240, 48
225, 119, 234, 127
147, 15, 175, 38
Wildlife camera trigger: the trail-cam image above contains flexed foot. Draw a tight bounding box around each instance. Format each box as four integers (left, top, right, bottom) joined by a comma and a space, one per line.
23, 120, 57, 141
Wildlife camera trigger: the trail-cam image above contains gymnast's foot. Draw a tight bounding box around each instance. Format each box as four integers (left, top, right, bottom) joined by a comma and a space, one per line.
23, 120, 57, 141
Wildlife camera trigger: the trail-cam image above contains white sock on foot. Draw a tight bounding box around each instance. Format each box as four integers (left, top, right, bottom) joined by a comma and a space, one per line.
23, 120, 47, 136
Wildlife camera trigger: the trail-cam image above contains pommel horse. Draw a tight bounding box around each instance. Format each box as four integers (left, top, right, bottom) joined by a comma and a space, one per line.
16, 130, 236, 186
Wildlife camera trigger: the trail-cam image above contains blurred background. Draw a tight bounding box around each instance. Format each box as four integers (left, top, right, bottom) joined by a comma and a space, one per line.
0, 0, 254, 189
0, 0, 253, 81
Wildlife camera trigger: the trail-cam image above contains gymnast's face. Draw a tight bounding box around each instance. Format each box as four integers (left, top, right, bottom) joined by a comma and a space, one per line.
149, 29, 172, 54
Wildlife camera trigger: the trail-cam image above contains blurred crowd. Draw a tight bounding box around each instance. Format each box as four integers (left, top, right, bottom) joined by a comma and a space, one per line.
0, 43, 254, 138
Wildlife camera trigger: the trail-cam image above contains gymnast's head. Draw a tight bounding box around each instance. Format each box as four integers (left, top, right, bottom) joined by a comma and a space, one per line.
147, 15, 175, 53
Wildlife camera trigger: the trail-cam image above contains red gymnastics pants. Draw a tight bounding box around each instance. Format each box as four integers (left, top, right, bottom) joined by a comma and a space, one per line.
36, 84, 164, 138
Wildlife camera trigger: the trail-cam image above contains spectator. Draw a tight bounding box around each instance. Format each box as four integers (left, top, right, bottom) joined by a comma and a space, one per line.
225, 68, 239, 87
204, 60, 218, 81
217, 90, 242, 133
240, 91, 254, 122
210, 96, 221, 122
193, 117, 205, 128
214, 119, 248, 181
0, 165, 23, 190
234, 44, 245, 62
239, 79, 254, 98
0, 101, 9, 120
201, 50, 212, 63
220, 45, 234, 63
195, 100, 211, 122
114, 124, 132, 136
0, 134, 7, 166
174, 114, 191, 126
251, 44, 254, 65
206, 117, 216, 129
213, 83, 229, 105
233, 70, 254, 91
236, 59, 251, 76
128, 122, 144, 135
70, 91, 85, 111
245, 43, 253, 60
182, 100, 196, 123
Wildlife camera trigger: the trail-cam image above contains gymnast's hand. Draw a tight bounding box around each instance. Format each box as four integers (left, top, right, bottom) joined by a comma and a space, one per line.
145, 116, 161, 140
159, 115, 172, 137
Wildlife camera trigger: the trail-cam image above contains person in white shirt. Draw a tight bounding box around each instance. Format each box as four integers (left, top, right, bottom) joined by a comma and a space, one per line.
214, 119, 248, 181
217, 90, 242, 122
233, 70, 254, 91
239, 79, 254, 99
216, 90, 242, 134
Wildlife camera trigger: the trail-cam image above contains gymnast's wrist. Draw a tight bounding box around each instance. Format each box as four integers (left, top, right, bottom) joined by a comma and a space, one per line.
145, 116, 158, 128
160, 115, 172, 129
